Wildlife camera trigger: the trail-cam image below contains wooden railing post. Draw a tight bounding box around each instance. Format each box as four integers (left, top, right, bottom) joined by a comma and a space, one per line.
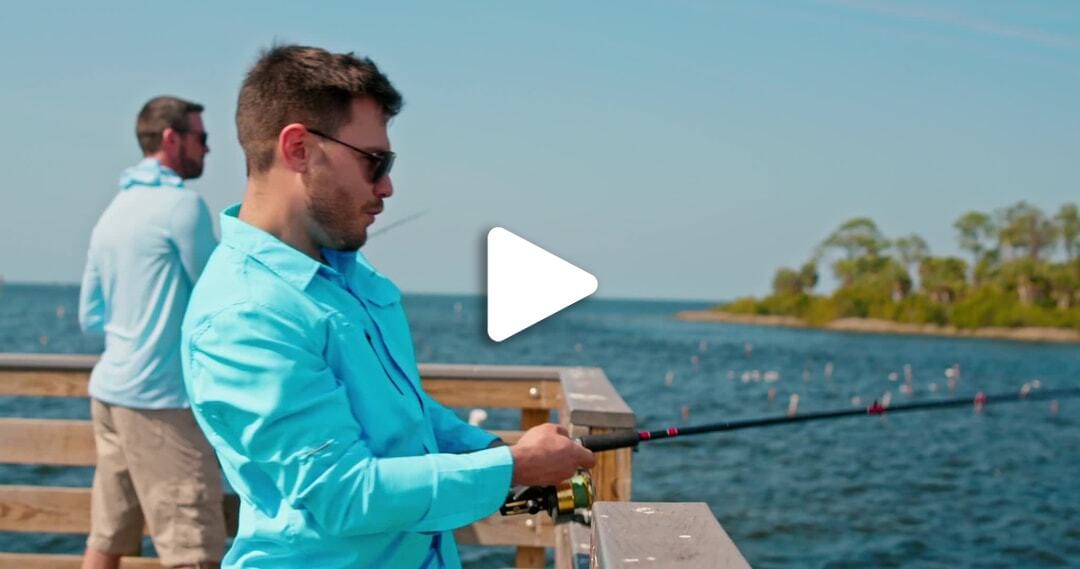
555, 367, 636, 569
516, 408, 551, 568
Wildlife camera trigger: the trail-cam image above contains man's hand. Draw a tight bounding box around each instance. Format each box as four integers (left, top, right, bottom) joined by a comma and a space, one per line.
509, 423, 595, 486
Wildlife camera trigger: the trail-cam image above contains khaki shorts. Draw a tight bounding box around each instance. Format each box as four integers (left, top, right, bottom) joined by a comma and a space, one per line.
88, 398, 226, 566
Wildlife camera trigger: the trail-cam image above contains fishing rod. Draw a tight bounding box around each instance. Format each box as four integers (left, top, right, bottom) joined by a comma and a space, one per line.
368, 208, 431, 238
577, 387, 1079, 452
500, 386, 1079, 524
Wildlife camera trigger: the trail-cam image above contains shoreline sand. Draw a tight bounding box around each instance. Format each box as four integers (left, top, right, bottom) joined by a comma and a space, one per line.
675, 310, 1080, 344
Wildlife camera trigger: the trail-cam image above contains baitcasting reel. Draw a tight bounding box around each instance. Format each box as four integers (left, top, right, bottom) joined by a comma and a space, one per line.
499, 470, 594, 525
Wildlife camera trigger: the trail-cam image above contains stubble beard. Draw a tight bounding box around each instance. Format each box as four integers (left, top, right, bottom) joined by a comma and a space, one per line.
178, 145, 204, 180
306, 169, 369, 252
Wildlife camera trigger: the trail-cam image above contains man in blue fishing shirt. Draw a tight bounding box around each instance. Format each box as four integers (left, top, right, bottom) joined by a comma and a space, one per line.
180, 45, 595, 568
79, 96, 225, 568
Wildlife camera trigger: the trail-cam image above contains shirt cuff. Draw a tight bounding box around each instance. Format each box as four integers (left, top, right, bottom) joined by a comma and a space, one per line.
412, 445, 514, 532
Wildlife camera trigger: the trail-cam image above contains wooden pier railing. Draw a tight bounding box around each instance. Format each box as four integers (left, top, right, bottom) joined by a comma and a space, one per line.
0, 353, 750, 568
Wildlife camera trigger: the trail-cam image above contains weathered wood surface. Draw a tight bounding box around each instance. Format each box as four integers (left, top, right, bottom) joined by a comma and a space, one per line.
0, 553, 162, 568
587, 428, 633, 502
557, 368, 635, 429
454, 513, 553, 547
0, 485, 540, 548
423, 379, 562, 409
591, 502, 751, 568
0, 419, 95, 465
418, 363, 564, 380
0, 356, 634, 428
0, 419, 521, 466
555, 520, 593, 569
0, 371, 89, 397
0, 354, 99, 370
0, 368, 562, 411
0, 486, 239, 537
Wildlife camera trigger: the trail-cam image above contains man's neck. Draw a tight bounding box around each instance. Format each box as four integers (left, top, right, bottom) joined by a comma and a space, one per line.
148, 151, 181, 176
239, 176, 326, 264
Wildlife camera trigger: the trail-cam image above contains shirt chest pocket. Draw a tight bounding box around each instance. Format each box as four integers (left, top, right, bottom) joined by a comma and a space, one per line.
328, 321, 428, 455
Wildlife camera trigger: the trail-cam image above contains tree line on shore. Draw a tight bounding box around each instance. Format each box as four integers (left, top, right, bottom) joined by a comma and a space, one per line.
722, 201, 1080, 331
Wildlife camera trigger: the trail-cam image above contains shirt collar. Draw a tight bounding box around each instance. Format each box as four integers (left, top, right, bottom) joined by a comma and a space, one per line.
219, 204, 322, 291
119, 158, 184, 190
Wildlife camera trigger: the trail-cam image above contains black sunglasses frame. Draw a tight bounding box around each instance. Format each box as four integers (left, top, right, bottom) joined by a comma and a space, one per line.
176, 129, 208, 147
307, 127, 395, 183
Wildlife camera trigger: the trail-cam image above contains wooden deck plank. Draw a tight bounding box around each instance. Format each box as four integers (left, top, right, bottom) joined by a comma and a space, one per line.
0, 486, 544, 548
0, 553, 161, 568
0, 371, 89, 398
422, 379, 562, 410
454, 513, 553, 547
0, 486, 239, 537
0, 419, 96, 466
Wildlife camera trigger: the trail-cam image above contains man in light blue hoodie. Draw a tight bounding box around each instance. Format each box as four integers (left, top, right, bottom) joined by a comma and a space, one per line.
79, 96, 225, 569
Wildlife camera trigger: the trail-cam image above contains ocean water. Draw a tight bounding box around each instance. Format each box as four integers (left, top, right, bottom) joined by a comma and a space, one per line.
2, 283, 1078, 568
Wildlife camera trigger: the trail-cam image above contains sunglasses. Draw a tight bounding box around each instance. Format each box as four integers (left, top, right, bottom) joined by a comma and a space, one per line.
175, 129, 208, 146
137, 129, 208, 147
191, 131, 208, 146
307, 128, 395, 183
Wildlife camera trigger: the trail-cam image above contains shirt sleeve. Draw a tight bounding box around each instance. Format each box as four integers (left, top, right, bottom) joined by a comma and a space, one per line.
184, 303, 513, 537
169, 193, 217, 284
422, 393, 501, 454
78, 250, 105, 334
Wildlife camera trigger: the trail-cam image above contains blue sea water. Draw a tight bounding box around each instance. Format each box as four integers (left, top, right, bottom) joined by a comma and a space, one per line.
1, 283, 1078, 568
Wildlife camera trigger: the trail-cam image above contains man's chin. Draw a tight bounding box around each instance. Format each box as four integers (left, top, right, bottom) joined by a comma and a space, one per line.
330, 231, 368, 252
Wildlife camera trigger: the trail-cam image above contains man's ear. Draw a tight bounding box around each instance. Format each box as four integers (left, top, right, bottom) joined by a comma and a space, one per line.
160, 127, 181, 151
278, 123, 311, 173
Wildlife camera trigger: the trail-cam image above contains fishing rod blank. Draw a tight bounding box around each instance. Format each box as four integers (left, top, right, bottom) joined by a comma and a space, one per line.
578, 387, 1079, 452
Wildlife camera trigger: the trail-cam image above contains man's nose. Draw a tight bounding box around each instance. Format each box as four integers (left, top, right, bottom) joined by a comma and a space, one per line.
375, 176, 393, 198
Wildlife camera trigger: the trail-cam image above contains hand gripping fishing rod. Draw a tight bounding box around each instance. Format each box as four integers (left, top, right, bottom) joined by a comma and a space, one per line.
499, 387, 1078, 524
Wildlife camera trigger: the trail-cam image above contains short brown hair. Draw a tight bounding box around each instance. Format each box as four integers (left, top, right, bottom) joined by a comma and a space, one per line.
236, 45, 404, 175
136, 96, 204, 155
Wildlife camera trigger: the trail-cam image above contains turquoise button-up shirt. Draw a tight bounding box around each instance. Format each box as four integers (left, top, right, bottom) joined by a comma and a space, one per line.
79, 158, 216, 408
181, 205, 513, 568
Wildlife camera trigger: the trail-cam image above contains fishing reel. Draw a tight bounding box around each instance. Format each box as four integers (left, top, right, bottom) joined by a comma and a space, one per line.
499, 470, 594, 525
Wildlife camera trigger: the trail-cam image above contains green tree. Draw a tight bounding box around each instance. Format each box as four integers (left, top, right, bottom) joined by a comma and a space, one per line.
892, 233, 928, 288
1047, 260, 1079, 310
1055, 203, 1080, 262
999, 258, 1052, 305
973, 249, 1001, 286
772, 267, 803, 296
819, 217, 888, 260
998, 201, 1058, 261
893, 234, 929, 269
954, 211, 996, 267
798, 261, 819, 292
818, 218, 889, 286
919, 257, 968, 304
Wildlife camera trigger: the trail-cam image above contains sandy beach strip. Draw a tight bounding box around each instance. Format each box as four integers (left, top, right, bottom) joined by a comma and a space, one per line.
675, 310, 1080, 344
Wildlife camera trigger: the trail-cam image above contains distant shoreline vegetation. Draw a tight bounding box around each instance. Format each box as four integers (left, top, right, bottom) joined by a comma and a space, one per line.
707, 201, 1080, 337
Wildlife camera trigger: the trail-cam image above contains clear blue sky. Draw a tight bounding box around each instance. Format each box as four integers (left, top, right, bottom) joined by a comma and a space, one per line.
1, 1, 1077, 300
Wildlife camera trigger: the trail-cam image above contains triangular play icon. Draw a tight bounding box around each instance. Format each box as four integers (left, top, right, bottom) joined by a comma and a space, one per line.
486, 227, 598, 342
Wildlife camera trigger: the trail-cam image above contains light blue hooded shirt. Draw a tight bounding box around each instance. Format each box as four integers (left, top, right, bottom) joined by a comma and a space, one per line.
180, 205, 513, 568
79, 158, 216, 408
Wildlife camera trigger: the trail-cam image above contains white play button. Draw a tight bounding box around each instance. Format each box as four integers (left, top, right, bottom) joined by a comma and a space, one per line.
486, 227, 598, 342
